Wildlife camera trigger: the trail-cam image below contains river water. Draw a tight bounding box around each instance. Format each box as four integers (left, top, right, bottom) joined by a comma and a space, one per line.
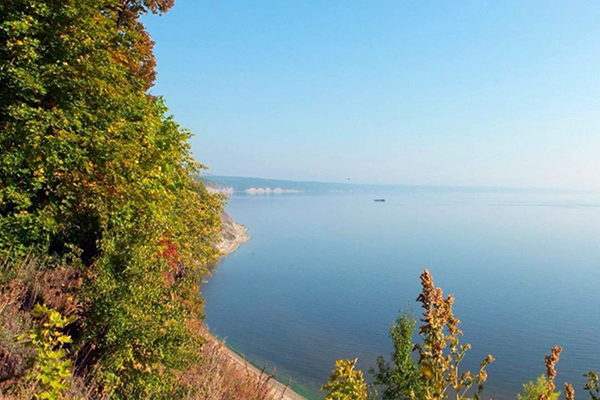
202, 190, 600, 400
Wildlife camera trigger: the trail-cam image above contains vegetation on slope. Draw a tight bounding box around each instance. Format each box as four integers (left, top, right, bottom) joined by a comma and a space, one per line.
0, 0, 233, 398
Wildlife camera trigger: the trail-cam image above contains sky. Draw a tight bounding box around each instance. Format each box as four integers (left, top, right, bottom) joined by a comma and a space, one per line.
144, 0, 600, 190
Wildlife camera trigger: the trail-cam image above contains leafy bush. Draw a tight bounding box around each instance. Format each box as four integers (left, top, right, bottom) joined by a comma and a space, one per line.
370, 313, 421, 400
19, 304, 76, 400
322, 359, 369, 400
517, 375, 561, 400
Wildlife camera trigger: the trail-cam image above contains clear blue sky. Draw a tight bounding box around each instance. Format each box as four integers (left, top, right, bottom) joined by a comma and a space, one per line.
145, 0, 600, 189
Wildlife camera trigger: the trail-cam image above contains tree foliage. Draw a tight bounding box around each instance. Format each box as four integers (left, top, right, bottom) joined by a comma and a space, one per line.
370, 313, 421, 400
1, 0, 222, 397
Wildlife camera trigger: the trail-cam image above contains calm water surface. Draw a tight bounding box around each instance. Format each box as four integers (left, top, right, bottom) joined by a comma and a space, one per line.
202, 191, 600, 400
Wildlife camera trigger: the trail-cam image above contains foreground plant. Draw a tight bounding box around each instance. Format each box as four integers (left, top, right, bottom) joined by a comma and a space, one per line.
370, 270, 493, 400
584, 372, 599, 400
19, 304, 76, 400
322, 358, 369, 400
413, 270, 494, 400
517, 346, 600, 400
371, 313, 421, 400
328, 269, 494, 400
517, 347, 563, 400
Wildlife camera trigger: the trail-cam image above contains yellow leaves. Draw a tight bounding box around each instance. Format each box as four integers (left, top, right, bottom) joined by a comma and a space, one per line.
323, 359, 368, 400
421, 365, 434, 379
19, 304, 76, 399
33, 167, 45, 178
112, 52, 129, 65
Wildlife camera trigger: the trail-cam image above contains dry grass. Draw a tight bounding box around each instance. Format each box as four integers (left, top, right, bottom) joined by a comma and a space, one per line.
1, 257, 39, 393
181, 324, 290, 400
0, 256, 84, 398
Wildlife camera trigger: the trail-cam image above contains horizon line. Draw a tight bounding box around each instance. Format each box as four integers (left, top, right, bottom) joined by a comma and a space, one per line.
200, 173, 594, 194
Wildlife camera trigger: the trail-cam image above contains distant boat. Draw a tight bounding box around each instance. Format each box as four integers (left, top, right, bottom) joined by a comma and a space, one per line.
374, 199, 386, 202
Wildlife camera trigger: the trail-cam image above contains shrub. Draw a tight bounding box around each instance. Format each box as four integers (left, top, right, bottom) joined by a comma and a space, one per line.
370, 313, 421, 400
19, 304, 76, 400
517, 375, 561, 400
322, 359, 369, 400
584, 372, 599, 400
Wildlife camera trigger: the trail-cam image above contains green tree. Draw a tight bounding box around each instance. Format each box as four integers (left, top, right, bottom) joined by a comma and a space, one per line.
370, 313, 422, 400
1, 0, 222, 397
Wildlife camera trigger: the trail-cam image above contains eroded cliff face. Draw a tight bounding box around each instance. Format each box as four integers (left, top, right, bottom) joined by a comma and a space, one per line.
217, 211, 250, 256
202, 179, 250, 255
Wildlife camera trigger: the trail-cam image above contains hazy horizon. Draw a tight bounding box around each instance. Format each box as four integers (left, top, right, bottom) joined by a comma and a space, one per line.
204, 173, 593, 193
145, 1, 600, 190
